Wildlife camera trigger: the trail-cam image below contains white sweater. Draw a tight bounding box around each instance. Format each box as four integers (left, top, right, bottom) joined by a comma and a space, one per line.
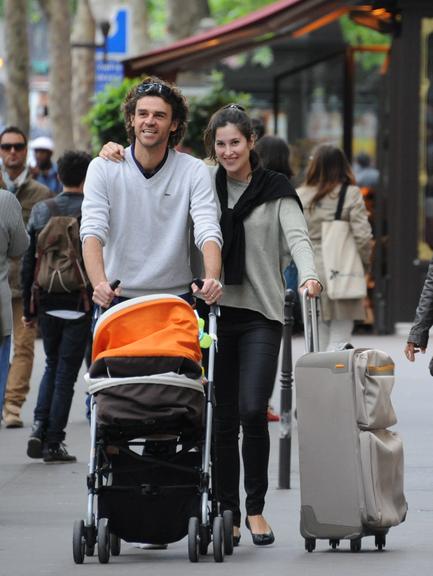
81, 148, 222, 297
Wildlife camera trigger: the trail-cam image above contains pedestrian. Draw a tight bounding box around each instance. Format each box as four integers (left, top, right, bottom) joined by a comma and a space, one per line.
255, 134, 294, 179
30, 136, 62, 195
0, 189, 29, 424
404, 256, 433, 367
353, 152, 380, 188
82, 76, 223, 310
255, 134, 297, 422
0, 126, 51, 428
22, 150, 93, 463
297, 144, 373, 351
202, 104, 321, 546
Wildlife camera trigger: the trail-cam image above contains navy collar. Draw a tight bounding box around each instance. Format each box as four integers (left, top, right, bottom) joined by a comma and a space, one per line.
131, 143, 169, 179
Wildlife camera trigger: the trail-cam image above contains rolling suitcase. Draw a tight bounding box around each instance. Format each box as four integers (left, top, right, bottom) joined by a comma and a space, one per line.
295, 292, 407, 552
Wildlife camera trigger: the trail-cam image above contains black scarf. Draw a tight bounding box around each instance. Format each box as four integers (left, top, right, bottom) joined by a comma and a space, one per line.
216, 156, 302, 285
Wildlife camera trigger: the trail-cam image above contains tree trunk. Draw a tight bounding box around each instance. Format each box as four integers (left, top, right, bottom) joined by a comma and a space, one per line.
39, 0, 73, 157
71, 0, 95, 152
4, 0, 30, 134
130, 0, 150, 56
167, 0, 210, 40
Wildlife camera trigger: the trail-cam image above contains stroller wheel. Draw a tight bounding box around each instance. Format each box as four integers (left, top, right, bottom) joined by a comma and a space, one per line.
188, 517, 200, 562
222, 510, 234, 556
199, 524, 209, 555
213, 516, 224, 563
98, 518, 110, 564
110, 533, 121, 556
72, 520, 85, 564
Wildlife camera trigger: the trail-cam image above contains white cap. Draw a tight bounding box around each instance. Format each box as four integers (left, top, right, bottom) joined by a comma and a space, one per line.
31, 136, 54, 151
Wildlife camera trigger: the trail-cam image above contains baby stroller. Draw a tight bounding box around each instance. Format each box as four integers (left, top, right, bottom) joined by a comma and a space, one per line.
72, 293, 233, 564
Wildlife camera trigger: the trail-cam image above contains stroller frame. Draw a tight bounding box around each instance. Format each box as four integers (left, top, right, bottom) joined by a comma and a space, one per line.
73, 301, 233, 564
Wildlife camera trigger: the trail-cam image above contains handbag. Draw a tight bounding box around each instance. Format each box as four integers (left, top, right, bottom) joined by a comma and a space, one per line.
321, 183, 367, 300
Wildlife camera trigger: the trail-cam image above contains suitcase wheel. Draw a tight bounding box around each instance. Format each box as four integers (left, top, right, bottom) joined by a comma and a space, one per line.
350, 537, 362, 553
329, 539, 340, 550
305, 538, 316, 553
375, 533, 386, 551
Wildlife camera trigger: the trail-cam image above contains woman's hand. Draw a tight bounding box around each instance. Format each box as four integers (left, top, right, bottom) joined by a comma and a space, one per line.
192, 278, 223, 305
300, 279, 322, 298
99, 142, 125, 162
404, 342, 425, 362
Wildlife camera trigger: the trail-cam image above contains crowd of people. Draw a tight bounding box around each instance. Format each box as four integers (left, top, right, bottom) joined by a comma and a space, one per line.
0, 73, 427, 547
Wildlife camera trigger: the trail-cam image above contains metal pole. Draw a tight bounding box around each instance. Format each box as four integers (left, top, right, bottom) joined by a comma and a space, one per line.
278, 289, 295, 489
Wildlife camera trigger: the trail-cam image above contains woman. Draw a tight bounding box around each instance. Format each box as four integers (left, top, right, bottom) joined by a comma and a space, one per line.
0, 188, 29, 422
255, 134, 294, 180
98, 105, 321, 546
202, 104, 320, 545
297, 144, 373, 351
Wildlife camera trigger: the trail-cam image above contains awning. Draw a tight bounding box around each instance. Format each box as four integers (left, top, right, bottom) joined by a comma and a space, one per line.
123, 0, 362, 79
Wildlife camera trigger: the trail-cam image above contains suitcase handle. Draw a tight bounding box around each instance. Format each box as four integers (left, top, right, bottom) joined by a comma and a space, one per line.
302, 290, 320, 353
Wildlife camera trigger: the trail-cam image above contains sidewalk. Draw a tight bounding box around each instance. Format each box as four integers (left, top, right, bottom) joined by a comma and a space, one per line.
0, 332, 432, 575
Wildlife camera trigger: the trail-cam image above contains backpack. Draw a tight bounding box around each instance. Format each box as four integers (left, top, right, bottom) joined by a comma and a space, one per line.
33, 199, 90, 307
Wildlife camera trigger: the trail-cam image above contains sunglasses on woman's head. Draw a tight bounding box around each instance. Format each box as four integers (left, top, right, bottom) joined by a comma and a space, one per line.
0, 143, 26, 151
136, 82, 173, 99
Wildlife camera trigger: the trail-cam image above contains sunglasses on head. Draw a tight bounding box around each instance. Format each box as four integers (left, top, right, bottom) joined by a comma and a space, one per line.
136, 82, 173, 99
223, 104, 245, 112
0, 142, 26, 151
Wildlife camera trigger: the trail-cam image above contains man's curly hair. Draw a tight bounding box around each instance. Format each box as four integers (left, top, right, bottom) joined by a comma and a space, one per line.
123, 76, 188, 148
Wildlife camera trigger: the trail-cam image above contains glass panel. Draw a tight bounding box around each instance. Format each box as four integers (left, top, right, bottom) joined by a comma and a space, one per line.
276, 55, 344, 185
419, 18, 433, 261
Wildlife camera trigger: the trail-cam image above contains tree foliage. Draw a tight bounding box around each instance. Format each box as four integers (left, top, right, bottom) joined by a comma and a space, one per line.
84, 77, 141, 154
182, 71, 251, 158
339, 15, 390, 70
208, 0, 275, 25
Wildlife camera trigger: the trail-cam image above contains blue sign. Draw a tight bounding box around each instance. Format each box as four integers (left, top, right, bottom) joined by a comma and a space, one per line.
95, 7, 129, 92
96, 8, 129, 57
95, 60, 124, 93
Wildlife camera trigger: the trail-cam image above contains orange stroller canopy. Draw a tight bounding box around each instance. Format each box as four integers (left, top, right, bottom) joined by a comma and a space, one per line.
92, 295, 202, 365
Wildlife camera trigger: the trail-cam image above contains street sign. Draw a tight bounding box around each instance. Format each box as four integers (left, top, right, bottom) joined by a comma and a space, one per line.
95, 60, 124, 93
96, 7, 129, 59
95, 7, 129, 93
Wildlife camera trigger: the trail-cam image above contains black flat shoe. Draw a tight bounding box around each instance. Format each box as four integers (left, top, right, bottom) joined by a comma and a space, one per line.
245, 517, 275, 546
233, 532, 241, 547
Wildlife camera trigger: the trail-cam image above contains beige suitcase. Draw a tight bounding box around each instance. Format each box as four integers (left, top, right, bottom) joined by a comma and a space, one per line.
295, 294, 407, 552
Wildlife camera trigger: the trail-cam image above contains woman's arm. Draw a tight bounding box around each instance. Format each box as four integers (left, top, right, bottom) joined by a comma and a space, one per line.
348, 187, 373, 269
279, 198, 321, 296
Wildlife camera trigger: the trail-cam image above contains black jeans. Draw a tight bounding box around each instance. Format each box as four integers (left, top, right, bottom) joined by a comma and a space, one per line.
35, 312, 92, 443
214, 306, 282, 527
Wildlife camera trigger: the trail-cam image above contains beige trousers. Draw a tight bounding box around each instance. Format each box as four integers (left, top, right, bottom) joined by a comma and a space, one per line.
3, 298, 36, 417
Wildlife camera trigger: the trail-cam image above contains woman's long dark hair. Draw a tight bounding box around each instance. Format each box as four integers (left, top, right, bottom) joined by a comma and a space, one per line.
255, 135, 294, 179
304, 144, 355, 208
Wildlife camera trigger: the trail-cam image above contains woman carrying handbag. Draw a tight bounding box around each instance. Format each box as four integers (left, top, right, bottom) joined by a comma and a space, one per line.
297, 144, 373, 351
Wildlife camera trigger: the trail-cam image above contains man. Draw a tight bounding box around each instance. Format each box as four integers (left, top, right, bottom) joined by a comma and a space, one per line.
30, 136, 62, 195
0, 126, 51, 428
22, 151, 92, 463
0, 189, 29, 424
81, 76, 223, 309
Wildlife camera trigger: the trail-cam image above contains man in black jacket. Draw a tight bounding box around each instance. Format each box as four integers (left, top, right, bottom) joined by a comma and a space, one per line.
22, 150, 92, 463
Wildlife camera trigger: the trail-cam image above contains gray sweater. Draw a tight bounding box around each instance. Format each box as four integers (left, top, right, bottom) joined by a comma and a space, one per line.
0, 190, 29, 336
212, 170, 318, 322
81, 148, 222, 297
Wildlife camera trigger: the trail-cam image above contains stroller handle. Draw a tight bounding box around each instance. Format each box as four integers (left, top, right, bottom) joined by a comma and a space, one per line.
191, 278, 221, 316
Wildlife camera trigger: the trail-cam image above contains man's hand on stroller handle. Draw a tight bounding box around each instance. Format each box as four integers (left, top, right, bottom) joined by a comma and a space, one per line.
92, 279, 121, 308
191, 278, 223, 305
